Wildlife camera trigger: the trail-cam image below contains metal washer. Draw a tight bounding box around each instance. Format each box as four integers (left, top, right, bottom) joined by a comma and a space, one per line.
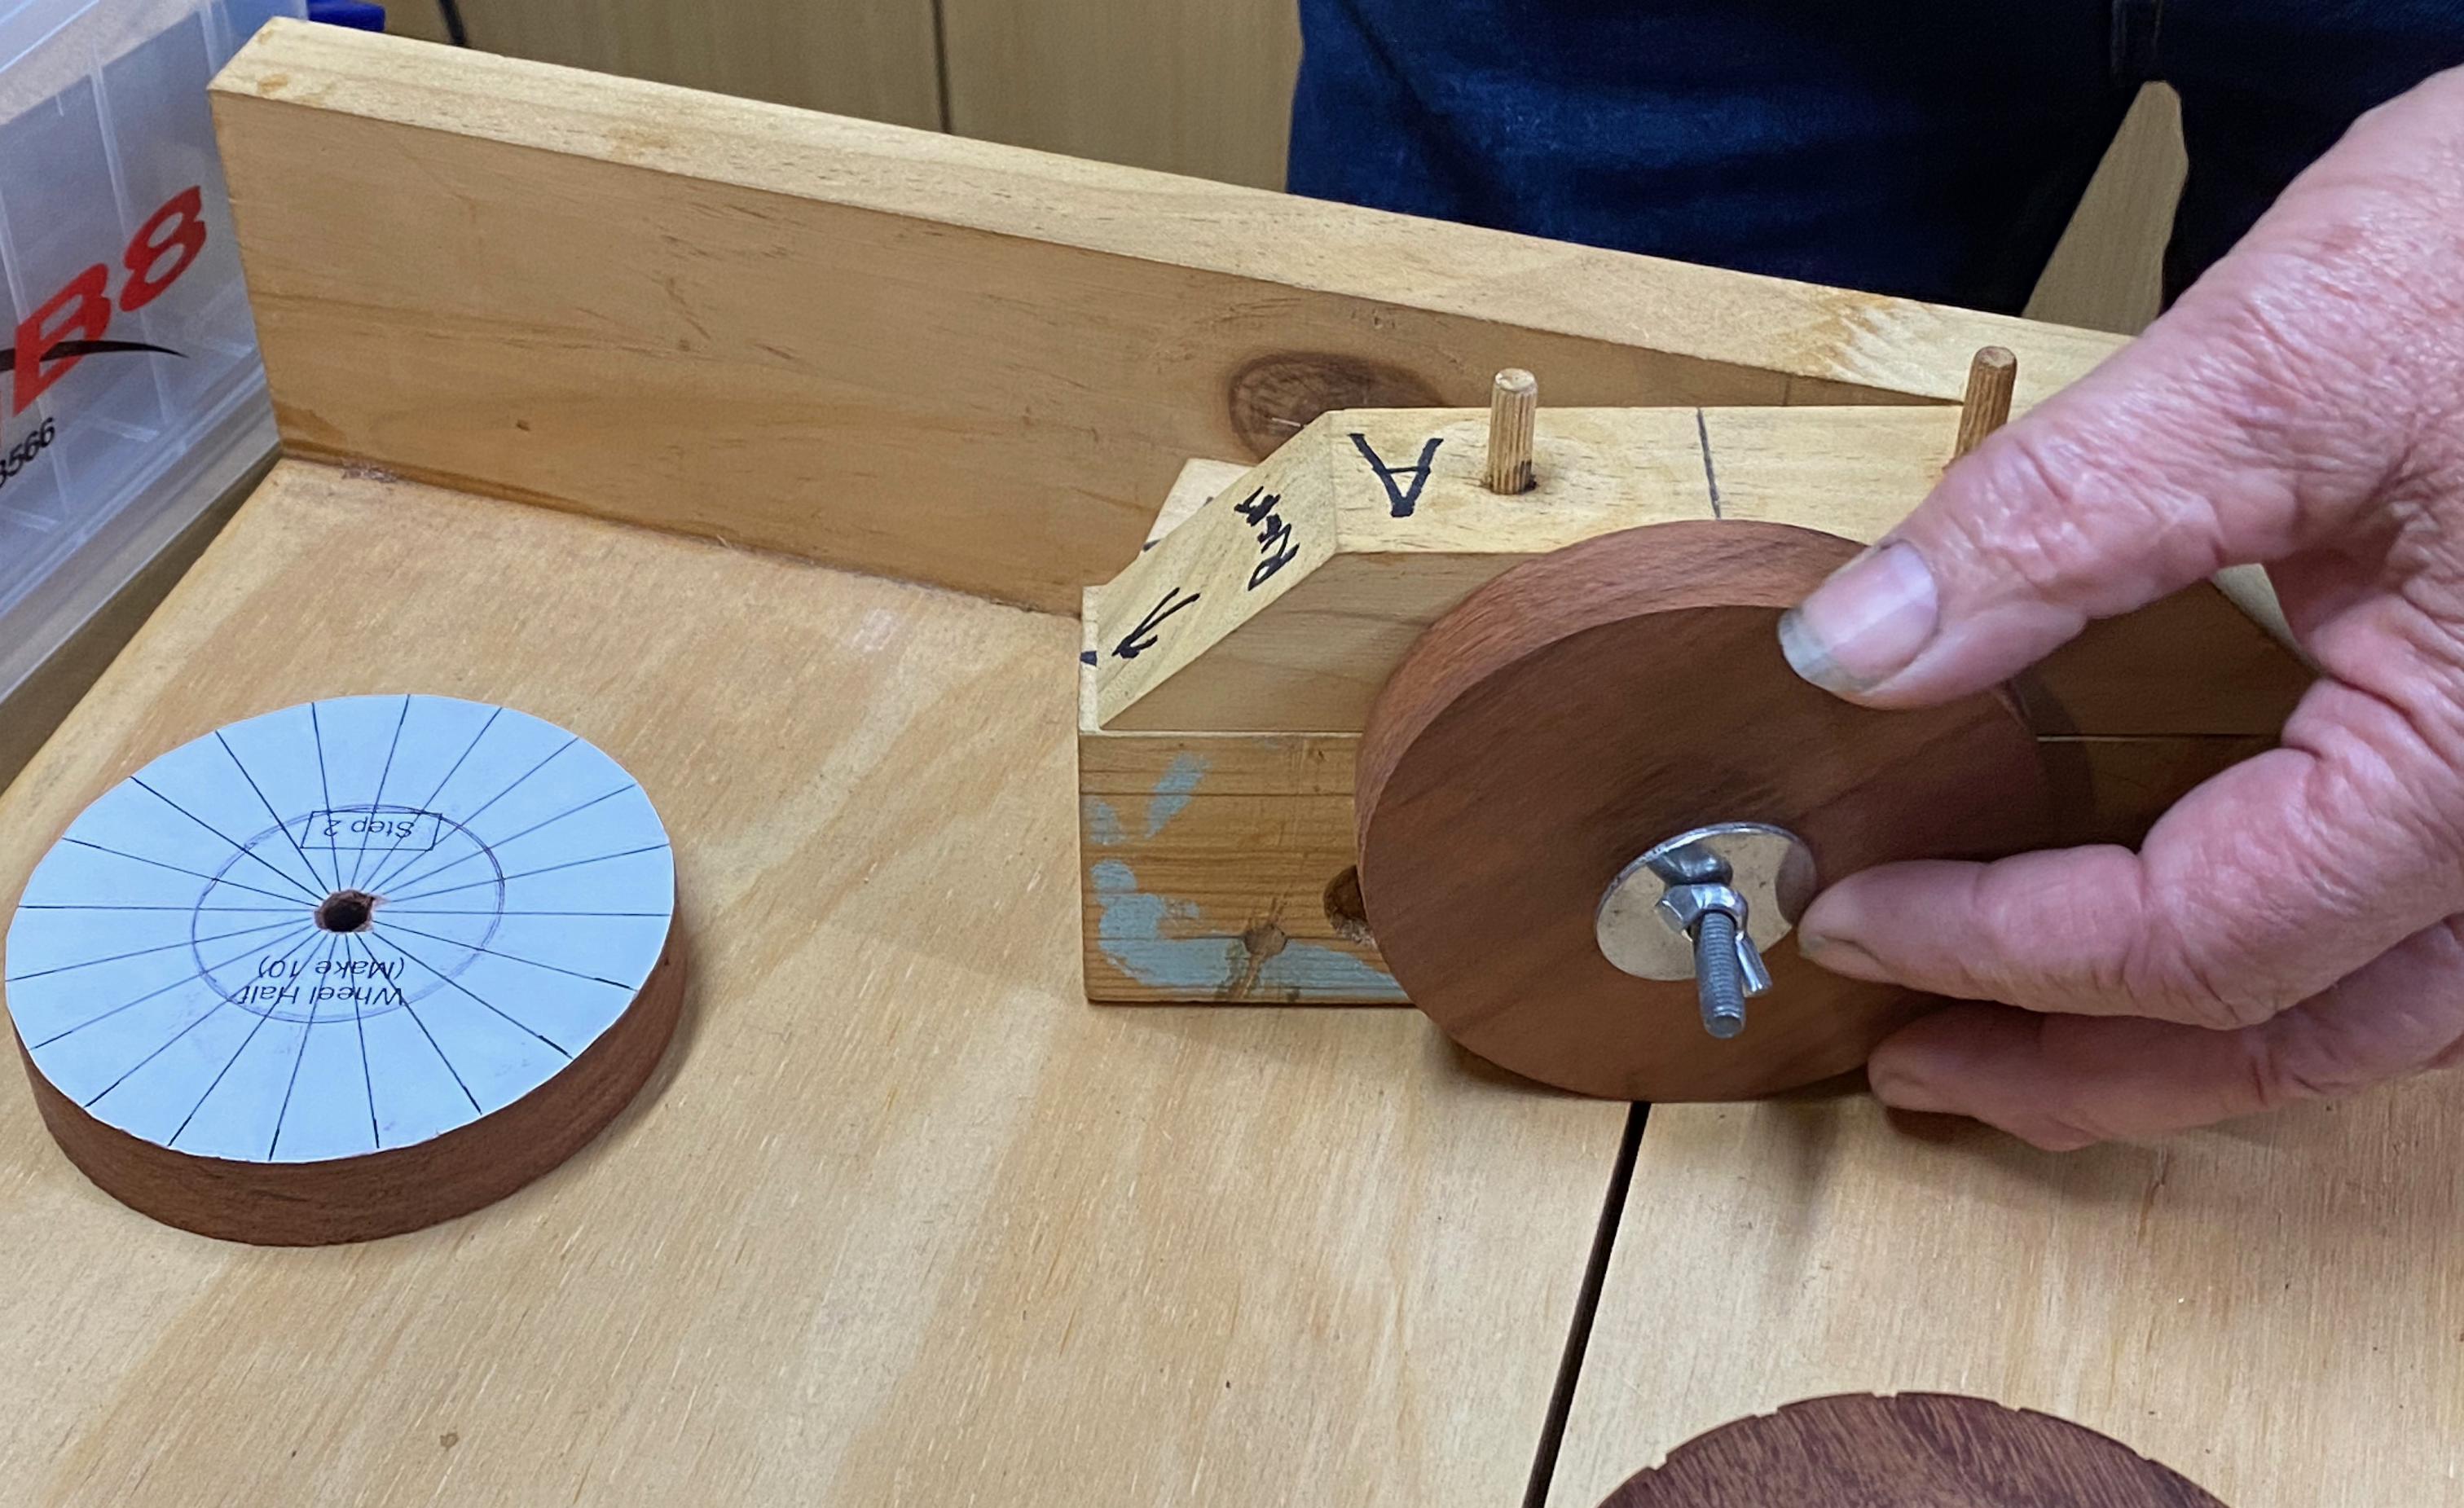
1595, 822, 1817, 982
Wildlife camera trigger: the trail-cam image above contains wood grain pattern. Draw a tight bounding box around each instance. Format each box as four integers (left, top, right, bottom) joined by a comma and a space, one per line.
0, 461, 1625, 1505
1098, 407, 1910, 734
1089, 485, 1404, 1005
21, 928, 685, 1246
1093, 407, 2308, 741
1551, 1092, 2464, 1508
1355, 522, 2048, 1100
1149, 457, 1251, 547
1596, 1393, 2226, 1507
940, 0, 1301, 189
1078, 730, 1396, 1005
207, 24, 2127, 613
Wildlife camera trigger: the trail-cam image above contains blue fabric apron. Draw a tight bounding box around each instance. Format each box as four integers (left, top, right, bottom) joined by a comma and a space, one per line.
1289, 1, 2464, 312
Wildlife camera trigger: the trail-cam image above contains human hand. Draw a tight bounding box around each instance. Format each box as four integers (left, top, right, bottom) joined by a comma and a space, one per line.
1775, 65, 2464, 1148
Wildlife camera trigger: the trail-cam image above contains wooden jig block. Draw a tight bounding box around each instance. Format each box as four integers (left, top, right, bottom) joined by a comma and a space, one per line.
1078, 397, 2315, 1015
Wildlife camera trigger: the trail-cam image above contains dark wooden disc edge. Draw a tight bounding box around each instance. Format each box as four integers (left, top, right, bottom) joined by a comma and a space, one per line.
1355, 520, 1862, 858
15, 917, 689, 1246
1599, 1391, 2232, 1507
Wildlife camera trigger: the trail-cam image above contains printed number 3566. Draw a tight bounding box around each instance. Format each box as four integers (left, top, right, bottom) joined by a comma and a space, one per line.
0, 416, 56, 486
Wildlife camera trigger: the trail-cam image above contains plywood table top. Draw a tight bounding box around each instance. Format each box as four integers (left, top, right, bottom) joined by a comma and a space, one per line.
0, 461, 1626, 1506
1551, 1090, 2464, 1508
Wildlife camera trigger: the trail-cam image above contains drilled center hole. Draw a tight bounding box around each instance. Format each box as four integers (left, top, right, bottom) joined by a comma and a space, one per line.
1322, 866, 1372, 944
315, 890, 376, 933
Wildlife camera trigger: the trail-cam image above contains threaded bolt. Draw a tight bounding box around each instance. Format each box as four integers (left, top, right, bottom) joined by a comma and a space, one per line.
1692, 908, 1748, 1039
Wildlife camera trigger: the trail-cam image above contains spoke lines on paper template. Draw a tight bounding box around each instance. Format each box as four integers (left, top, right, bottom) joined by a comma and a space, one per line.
128, 776, 321, 902
84, 925, 329, 1110
359, 734, 579, 899
33, 922, 322, 1050
310, 701, 341, 892
218, 729, 334, 898
378, 928, 573, 1057
3, 695, 675, 1166
354, 704, 500, 905
382, 844, 672, 908
348, 696, 413, 890
373, 782, 636, 902
7, 915, 310, 983
59, 838, 310, 910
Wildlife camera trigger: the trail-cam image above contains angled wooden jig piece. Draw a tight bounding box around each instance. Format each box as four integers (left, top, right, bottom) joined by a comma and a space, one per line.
1079, 400, 2314, 1008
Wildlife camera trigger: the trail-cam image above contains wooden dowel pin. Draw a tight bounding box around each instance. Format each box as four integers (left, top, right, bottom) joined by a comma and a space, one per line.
1485, 368, 1538, 495
1951, 345, 2017, 461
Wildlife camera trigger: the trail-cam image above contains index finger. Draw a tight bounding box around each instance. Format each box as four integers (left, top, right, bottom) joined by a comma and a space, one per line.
1795, 678, 2464, 1027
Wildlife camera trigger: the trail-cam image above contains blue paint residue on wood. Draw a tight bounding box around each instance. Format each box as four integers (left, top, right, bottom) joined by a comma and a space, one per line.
1252, 934, 1410, 999
1086, 857, 1406, 1000
1142, 752, 1208, 838
1089, 858, 1239, 991
1083, 751, 1404, 1000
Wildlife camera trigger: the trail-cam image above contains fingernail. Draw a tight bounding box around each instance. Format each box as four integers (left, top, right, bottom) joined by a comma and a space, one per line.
1778, 541, 1940, 693
1797, 930, 1888, 982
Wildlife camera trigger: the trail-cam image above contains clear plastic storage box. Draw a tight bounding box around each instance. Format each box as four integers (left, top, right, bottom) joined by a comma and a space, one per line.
0, 0, 300, 712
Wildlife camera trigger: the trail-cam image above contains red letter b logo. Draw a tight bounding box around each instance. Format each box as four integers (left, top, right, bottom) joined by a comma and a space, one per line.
11, 264, 112, 416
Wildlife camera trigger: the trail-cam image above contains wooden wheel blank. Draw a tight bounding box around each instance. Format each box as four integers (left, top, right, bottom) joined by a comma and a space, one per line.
17, 931, 685, 1245
1356, 521, 2049, 1101
1597, 1393, 2229, 1506
2, 695, 685, 1245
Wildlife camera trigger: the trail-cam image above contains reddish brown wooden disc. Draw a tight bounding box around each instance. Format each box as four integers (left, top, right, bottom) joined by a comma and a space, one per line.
1597, 1393, 2229, 1506
1357, 521, 2048, 1101
17, 926, 687, 1246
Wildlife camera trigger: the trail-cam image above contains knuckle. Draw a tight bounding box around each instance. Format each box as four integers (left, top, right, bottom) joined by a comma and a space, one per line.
1944, 418, 2222, 615
2136, 923, 2281, 1031
1970, 848, 2264, 1023
2243, 1018, 2361, 1110
2181, 248, 2429, 488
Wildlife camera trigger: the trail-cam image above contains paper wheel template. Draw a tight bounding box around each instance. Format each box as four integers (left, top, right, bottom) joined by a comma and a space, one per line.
2, 694, 684, 1245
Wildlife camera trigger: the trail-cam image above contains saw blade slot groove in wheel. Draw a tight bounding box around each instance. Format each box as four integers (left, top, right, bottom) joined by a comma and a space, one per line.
1354, 521, 2052, 1101
2, 694, 684, 1244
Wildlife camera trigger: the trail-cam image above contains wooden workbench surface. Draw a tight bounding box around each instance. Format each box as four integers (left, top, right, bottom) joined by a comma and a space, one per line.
0, 462, 1626, 1506
11, 26, 2456, 1504
1553, 1088, 2464, 1508
11, 471, 2458, 1508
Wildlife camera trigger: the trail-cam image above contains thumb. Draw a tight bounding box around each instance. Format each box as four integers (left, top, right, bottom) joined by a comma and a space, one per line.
1776, 141, 2435, 707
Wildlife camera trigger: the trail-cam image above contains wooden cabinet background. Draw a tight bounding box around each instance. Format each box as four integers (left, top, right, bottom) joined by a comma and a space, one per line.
384, 0, 1301, 189
383, 0, 2176, 333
